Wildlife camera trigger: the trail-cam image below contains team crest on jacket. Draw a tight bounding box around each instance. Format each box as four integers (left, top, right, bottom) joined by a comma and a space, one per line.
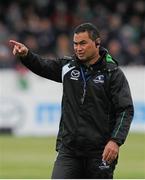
70, 70, 80, 80
93, 75, 104, 83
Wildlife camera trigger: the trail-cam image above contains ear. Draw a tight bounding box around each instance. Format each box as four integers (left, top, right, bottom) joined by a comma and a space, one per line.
95, 38, 101, 47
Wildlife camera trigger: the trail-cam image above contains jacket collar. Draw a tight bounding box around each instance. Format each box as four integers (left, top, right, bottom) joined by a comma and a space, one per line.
71, 47, 118, 72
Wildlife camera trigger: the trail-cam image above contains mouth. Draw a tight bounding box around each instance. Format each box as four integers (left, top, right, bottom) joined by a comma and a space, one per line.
77, 52, 85, 57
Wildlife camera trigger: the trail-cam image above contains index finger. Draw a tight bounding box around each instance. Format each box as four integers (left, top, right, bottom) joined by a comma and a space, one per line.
9, 40, 22, 47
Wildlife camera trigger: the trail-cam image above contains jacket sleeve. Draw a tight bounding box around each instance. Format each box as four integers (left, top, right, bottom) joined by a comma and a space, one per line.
109, 68, 134, 146
19, 50, 62, 82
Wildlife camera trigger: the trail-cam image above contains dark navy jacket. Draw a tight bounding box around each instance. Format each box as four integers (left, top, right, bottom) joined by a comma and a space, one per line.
20, 47, 134, 157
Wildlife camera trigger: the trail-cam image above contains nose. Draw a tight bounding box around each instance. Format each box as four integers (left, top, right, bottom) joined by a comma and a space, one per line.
75, 44, 83, 51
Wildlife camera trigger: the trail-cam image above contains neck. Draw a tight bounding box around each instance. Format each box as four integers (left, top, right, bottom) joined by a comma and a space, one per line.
84, 53, 100, 67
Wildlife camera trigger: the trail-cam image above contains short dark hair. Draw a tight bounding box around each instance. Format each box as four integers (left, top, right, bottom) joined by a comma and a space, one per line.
74, 23, 100, 41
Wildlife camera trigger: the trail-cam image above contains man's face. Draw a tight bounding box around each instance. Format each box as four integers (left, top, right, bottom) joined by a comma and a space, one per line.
73, 31, 98, 62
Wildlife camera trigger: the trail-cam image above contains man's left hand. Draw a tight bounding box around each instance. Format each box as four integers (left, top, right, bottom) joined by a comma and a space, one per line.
102, 140, 119, 163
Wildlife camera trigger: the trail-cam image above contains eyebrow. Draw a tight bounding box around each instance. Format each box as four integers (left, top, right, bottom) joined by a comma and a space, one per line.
73, 40, 87, 44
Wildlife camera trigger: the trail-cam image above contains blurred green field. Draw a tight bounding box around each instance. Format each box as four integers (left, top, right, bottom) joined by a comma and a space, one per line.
0, 132, 145, 179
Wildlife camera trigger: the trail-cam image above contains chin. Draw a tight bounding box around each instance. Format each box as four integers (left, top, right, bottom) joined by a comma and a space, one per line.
78, 56, 86, 60
79, 57, 85, 61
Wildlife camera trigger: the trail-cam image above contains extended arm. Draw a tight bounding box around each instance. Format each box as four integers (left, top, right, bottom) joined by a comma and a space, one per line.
9, 40, 62, 82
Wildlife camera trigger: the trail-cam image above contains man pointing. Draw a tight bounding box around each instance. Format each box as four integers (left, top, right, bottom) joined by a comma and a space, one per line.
10, 23, 134, 179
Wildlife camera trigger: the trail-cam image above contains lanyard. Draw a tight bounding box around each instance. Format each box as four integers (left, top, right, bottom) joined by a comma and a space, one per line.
80, 67, 92, 104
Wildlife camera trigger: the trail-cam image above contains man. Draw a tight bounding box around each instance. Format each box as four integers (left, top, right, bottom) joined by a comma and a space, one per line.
10, 23, 134, 179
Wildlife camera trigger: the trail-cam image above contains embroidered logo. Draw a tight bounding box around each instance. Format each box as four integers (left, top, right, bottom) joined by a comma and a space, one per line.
99, 160, 110, 170
93, 75, 104, 84
70, 70, 80, 80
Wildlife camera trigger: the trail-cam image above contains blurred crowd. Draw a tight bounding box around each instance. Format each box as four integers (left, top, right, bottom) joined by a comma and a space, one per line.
0, 0, 145, 69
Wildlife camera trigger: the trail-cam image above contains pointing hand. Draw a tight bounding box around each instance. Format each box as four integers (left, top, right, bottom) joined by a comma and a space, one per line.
9, 40, 28, 57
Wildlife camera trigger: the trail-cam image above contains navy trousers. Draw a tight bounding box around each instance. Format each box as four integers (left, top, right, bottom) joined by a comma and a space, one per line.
51, 151, 117, 179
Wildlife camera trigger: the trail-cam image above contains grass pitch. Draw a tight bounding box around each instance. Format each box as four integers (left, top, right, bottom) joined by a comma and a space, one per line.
0, 133, 144, 179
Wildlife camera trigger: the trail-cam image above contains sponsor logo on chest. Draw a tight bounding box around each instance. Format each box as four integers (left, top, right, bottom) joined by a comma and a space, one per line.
93, 75, 104, 84
70, 70, 80, 80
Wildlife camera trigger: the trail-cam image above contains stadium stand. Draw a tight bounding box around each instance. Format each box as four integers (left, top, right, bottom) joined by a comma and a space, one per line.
0, 0, 145, 68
